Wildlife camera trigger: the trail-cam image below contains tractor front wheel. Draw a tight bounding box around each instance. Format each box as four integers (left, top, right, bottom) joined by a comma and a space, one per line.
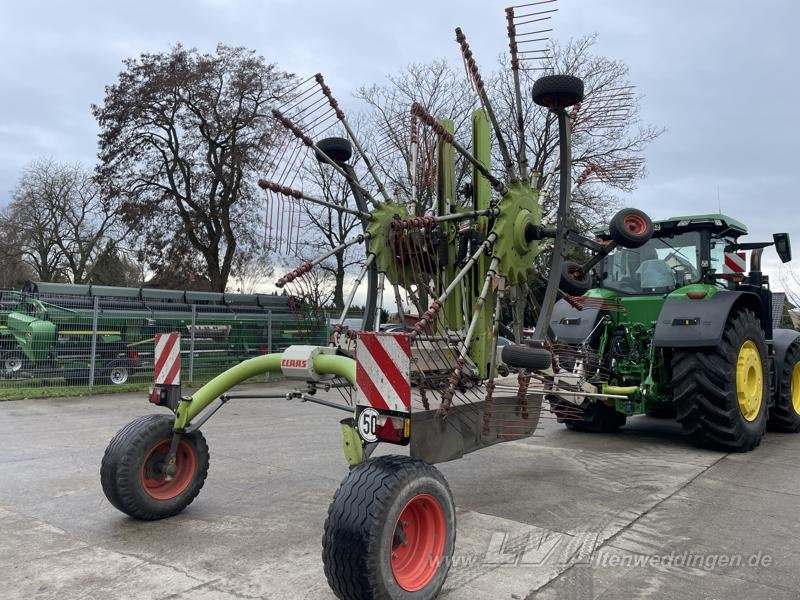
553, 398, 627, 432
768, 342, 800, 432
322, 455, 456, 600
101, 414, 209, 519
672, 308, 768, 451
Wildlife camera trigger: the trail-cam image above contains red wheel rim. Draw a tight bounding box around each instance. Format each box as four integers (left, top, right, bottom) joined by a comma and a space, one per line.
391, 493, 447, 592
623, 214, 647, 235
140, 439, 197, 500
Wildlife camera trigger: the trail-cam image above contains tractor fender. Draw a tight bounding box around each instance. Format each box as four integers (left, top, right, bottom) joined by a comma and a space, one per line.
653, 290, 764, 348
772, 328, 800, 393
549, 299, 605, 345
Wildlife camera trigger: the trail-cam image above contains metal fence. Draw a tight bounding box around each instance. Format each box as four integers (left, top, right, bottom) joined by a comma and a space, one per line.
0, 296, 330, 393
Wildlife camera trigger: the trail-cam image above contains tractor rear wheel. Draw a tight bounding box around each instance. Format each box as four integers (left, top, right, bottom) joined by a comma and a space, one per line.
101, 414, 209, 519
672, 308, 768, 451
322, 455, 455, 600
768, 342, 800, 432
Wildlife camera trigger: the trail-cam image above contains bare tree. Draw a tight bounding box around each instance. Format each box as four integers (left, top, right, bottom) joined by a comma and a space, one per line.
290, 260, 336, 309
2, 158, 122, 283
93, 44, 295, 291
298, 140, 364, 310
779, 267, 800, 309
355, 60, 478, 215
229, 248, 273, 294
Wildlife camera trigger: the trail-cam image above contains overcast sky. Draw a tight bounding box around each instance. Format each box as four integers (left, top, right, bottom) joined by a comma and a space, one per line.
1, 0, 797, 274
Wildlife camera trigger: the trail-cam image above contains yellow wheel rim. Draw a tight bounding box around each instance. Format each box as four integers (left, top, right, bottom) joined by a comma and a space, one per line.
736, 340, 763, 422
791, 362, 800, 416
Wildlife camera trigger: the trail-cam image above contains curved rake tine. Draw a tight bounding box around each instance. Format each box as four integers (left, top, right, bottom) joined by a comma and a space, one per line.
505, 8, 530, 180
258, 179, 369, 218
315, 74, 391, 203
271, 108, 377, 207
411, 103, 507, 194
331, 253, 376, 343
275, 233, 370, 288
455, 27, 516, 179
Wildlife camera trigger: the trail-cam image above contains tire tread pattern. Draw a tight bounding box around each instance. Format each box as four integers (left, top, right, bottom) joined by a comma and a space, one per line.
100, 414, 209, 520
672, 308, 767, 451
322, 456, 454, 600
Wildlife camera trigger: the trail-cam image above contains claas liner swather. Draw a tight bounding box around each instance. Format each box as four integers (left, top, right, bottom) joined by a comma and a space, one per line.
100, 4, 797, 598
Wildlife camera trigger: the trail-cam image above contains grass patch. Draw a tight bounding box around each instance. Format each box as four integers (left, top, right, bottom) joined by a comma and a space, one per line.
0, 373, 285, 401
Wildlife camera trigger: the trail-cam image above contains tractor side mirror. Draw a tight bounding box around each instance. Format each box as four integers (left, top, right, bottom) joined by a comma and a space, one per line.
774, 233, 792, 263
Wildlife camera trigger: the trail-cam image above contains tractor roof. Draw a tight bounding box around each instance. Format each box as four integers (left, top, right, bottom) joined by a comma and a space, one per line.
594, 213, 748, 240
657, 213, 748, 237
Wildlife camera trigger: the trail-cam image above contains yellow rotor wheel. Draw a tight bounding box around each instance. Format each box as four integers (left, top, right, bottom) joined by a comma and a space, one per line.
736, 340, 763, 422
791, 362, 800, 416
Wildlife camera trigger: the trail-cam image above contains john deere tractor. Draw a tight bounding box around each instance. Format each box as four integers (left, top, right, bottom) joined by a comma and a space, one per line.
550, 212, 798, 452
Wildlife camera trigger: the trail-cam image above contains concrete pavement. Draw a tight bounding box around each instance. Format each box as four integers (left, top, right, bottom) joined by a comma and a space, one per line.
1, 382, 799, 599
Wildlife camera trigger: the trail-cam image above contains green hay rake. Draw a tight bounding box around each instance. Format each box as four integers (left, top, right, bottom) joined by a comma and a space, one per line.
100, 4, 654, 598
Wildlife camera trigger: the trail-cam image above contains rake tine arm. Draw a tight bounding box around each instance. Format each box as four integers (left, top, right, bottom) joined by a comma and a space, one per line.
271, 108, 377, 207
275, 234, 370, 288
411, 232, 496, 339
440, 256, 501, 414
258, 179, 369, 218
315, 74, 391, 203
455, 27, 516, 179
411, 103, 507, 194
330, 253, 376, 343
506, 7, 530, 179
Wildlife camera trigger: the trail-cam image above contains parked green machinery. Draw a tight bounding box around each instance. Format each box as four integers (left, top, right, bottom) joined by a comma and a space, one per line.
551, 213, 798, 451
0, 282, 327, 385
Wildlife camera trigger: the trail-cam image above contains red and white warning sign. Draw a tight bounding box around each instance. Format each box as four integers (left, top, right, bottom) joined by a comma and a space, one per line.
723, 251, 746, 274
154, 332, 181, 385
356, 332, 411, 413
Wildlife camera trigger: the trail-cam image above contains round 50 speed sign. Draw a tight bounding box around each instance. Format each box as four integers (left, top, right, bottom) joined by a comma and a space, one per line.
357, 407, 380, 443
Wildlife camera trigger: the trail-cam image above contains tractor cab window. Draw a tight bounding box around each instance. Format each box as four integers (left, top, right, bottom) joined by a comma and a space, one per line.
601, 231, 702, 295
709, 237, 734, 276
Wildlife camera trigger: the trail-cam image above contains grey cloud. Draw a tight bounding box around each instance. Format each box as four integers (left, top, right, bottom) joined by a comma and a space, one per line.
0, 0, 797, 252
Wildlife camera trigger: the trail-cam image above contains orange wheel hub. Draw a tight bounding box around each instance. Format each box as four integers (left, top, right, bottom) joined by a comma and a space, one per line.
391, 493, 447, 592
140, 439, 197, 500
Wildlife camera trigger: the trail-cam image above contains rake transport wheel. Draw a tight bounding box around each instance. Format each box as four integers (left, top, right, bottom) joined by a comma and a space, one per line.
672, 308, 768, 451
608, 207, 654, 249
560, 261, 593, 296
768, 342, 800, 432
322, 456, 455, 600
101, 414, 209, 519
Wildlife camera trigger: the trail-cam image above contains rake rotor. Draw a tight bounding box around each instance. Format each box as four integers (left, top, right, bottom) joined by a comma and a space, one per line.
258, 0, 649, 453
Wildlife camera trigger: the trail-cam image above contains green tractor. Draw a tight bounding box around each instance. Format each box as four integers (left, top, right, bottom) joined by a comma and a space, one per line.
551, 212, 798, 451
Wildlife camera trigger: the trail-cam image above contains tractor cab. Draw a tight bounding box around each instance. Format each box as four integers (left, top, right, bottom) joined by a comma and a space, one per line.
595, 213, 790, 296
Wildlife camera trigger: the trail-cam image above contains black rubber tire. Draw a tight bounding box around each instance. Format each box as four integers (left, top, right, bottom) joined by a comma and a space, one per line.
316, 136, 352, 164
645, 404, 678, 419
501, 344, 552, 371
608, 208, 654, 249
560, 261, 593, 296
101, 414, 209, 520
1, 351, 26, 375
553, 398, 626, 432
672, 308, 768, 452
103, 359, 133, 385
532, 74, 585, 108
322, 455, 456, 600
768, 342, 800, 432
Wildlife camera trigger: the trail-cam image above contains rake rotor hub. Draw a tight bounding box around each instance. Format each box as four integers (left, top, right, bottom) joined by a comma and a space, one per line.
490, 181, 542, 284
365, 201, 411, 285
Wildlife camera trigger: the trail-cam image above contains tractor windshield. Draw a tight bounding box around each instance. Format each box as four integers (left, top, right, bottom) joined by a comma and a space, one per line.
601, 231, 702, 295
